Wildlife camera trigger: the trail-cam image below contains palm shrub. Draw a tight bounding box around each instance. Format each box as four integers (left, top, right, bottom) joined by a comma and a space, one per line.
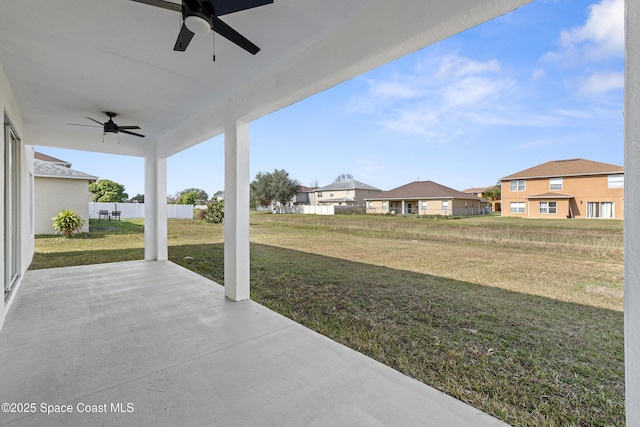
203, 199, 224, 224
51, 209, 85, 237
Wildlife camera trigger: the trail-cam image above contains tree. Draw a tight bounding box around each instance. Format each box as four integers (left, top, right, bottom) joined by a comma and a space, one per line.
130, 193, 144, 203
483, 184, 501, 201
334, 173, 353, 182
250, 169, 300, 208
175, 188, 208, 205
89, 179, 128, 202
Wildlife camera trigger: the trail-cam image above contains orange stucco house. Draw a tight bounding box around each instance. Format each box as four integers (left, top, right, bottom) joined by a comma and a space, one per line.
500, 158, 624, 219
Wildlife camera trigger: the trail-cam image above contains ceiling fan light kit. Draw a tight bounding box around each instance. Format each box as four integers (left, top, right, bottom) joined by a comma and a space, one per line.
129, 0, 273, 60
185, 15, 211, 34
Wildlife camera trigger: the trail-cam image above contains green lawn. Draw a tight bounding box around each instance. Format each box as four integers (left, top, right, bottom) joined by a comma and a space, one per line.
31, 214, 625, 426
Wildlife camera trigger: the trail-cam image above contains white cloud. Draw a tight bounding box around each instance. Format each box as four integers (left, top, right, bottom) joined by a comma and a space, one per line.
559, 0, 624, 60
577, 71, 624, 94
367, 80, 418, 99
437, 55, 500, 78
531, 68, 546, 81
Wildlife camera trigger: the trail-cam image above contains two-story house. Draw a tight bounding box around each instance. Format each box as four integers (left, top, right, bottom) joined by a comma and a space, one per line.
314, 179, 381, 206
500, 158, 624, 219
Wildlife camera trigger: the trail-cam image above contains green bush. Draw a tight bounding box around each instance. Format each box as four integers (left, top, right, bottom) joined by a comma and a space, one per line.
51, 210, 85, 237
203, 199, 224, 224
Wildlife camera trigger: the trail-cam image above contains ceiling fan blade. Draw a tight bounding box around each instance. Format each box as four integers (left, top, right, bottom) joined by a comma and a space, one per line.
129, 0, 181, 12
211, 0, 273, 17
212, 17, 260, 55
86, 117, 104, 126
68, 123, 102, 128
120, 130, 146, 138
174, 23, 196, 51
118, 125, 142, 130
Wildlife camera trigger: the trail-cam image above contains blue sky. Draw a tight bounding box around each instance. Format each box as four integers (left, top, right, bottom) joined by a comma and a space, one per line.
38, 0, 624, 198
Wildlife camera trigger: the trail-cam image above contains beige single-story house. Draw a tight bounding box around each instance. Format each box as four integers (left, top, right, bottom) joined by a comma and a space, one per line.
315, 179, 381, 206
365, 180, 489, 216
34, 157, 97, 235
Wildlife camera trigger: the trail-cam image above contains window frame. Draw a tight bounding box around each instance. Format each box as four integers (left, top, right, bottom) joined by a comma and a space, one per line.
539, 201, 557, 214
608, 174, 624, 189
549, 178, 563, 191
510, 202, 525, 214
510, 180, 525, 192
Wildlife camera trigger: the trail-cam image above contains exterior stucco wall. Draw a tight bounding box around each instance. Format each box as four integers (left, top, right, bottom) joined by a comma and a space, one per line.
34, 177, 91, 235
316, 189, 381, 206
366, 198, 485, 216
501, 175, 624, 219
1, 61, 33, 330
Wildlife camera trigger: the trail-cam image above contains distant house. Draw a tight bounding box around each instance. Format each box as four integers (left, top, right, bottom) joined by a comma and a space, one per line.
34, 155, 98, 234
293, 186, 318, 205
500, 158, 624, 219
365, 180, 489, 216
463, 186, 501, 212
314, 179, 381, 206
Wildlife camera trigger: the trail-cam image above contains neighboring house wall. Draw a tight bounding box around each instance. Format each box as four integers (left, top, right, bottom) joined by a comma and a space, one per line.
316, 189, 382, 205
35, 177, 92, 234
367, 198, 488, 216
501, 174, 624, 219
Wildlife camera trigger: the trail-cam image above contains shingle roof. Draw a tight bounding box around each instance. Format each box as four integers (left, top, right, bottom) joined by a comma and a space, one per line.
462, 187, 491, 194
298, 186, 318, 192
34, 151, 71, 167
501, 158, 623, 180
525, 192, 575, 199
365, 181, 480, 201
34, 160, 98, 181
316, 179, 381, 192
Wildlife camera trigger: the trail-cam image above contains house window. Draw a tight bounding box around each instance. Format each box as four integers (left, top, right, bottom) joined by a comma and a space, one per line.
539, 201, 557, 214
318, 192, 322, 197
421, 201, 427, 211
347, 190, 352, 197
368, 202, 373, 209
330, 192, 334, 198
608, 174, 624, 189
382, 202, 387, 210
510, 180, 525, 192
510, 202, 525, 213
549, 178, 563, 191
587, 202, 614, 218
442, 201, 449, 212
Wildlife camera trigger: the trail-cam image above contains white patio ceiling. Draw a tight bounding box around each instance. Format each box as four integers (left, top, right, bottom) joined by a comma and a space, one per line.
0, 0, 532, 159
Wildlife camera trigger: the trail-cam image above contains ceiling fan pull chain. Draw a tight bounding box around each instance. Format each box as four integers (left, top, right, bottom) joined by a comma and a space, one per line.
212, 20, 216, 62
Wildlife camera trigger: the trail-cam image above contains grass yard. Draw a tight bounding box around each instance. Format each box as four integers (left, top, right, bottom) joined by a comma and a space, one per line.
31, 214, 625, 426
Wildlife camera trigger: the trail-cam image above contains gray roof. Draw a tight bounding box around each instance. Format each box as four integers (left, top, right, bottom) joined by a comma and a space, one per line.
34, 159, 98, 181
316, 179, 381, 192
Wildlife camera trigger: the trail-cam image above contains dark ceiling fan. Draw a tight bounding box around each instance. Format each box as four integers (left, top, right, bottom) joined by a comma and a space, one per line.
68, 112, 145, 140
130, 0, 273, 60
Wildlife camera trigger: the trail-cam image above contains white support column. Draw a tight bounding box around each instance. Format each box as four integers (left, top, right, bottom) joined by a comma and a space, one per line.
626, 1, 640, 425
144, 155, 168, 261
224, 120, 250, 301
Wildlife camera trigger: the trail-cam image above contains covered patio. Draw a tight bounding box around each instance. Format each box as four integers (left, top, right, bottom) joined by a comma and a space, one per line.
1, 0, 639, 425
0, 260, 505, 426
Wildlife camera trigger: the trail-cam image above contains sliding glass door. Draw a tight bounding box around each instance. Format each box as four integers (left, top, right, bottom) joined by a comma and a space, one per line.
4, 117, 20, 294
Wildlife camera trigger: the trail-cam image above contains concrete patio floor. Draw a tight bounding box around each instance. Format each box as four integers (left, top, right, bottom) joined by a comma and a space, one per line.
0, 261, 508, 426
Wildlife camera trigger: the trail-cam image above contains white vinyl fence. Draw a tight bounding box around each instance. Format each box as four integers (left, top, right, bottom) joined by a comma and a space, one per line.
89, 202, 194, 219
273, 205, 335, 215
